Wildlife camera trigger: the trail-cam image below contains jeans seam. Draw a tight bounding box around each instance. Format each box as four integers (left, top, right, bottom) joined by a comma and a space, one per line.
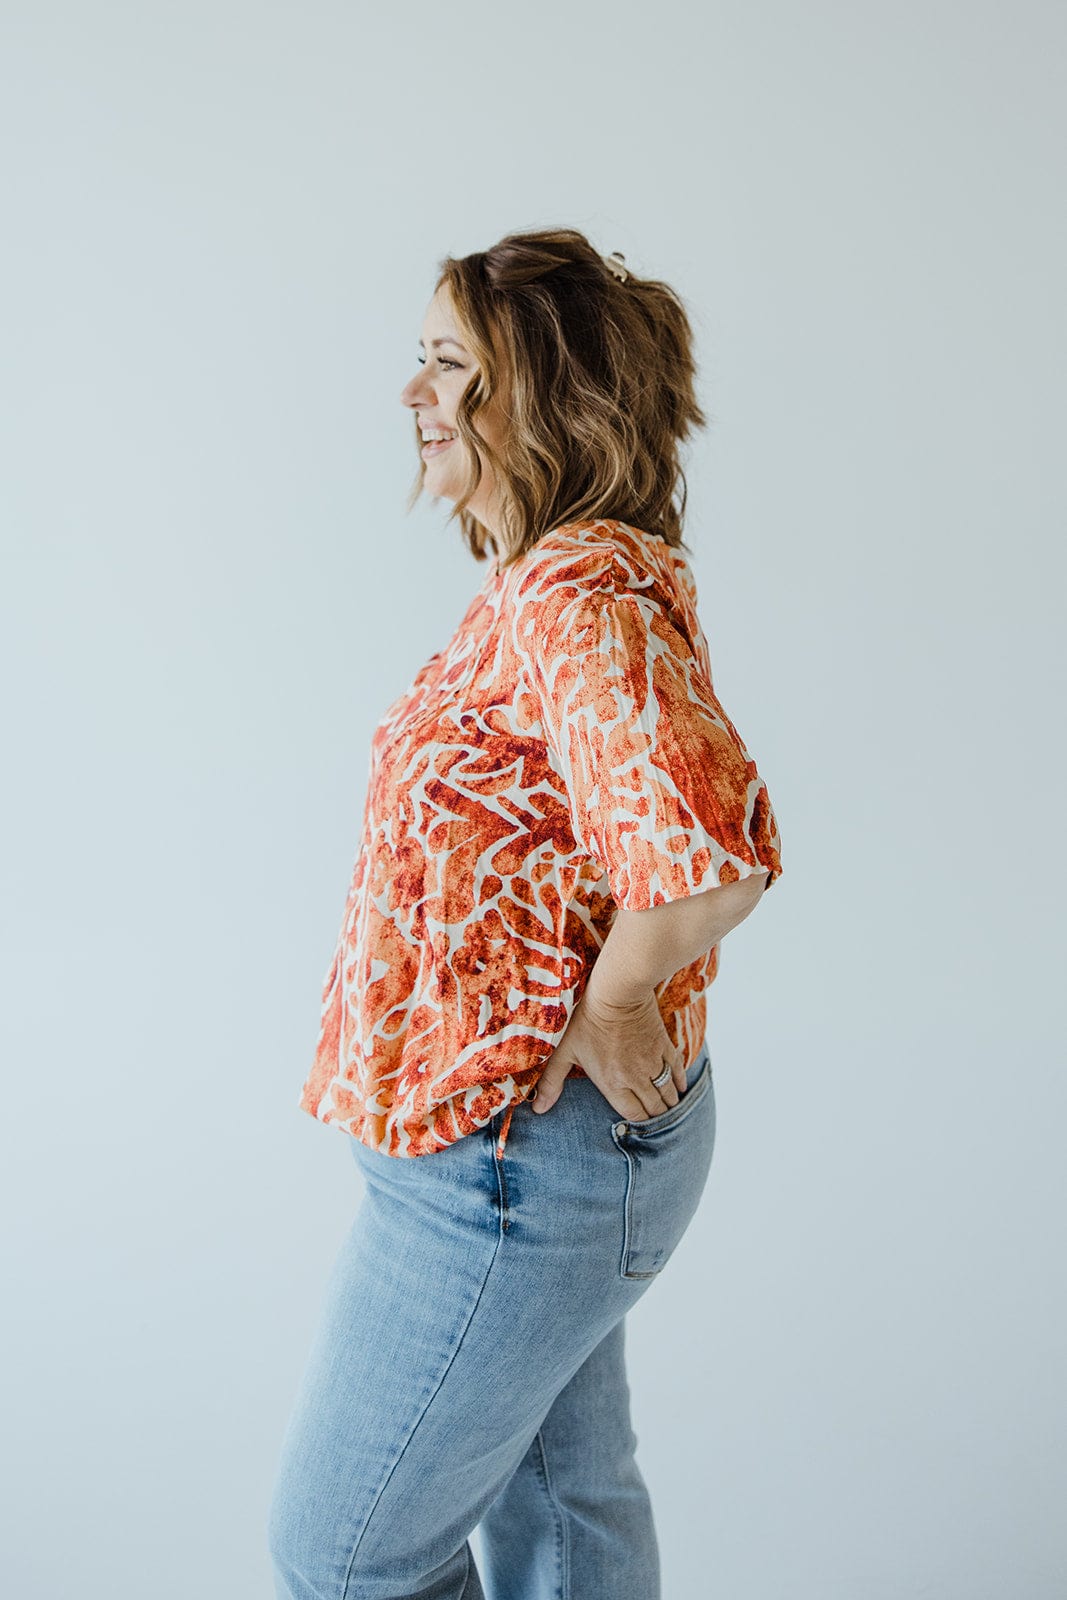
533, 1428, 570, 1600
340, 1227, 505, 1598
493, 1134, 510, 1234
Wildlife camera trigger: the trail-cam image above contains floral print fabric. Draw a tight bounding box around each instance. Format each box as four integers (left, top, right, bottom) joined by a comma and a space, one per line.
298, 520, 782, 1157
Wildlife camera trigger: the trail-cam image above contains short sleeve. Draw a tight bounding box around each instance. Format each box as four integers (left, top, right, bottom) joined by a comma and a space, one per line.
521, 564, 783, 911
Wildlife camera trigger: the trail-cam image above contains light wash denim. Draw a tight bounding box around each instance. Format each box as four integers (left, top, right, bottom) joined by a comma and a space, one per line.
268, 1039, 716, 1600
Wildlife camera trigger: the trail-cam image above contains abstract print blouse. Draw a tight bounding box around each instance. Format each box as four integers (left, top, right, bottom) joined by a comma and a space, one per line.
298, 519, 783, 1158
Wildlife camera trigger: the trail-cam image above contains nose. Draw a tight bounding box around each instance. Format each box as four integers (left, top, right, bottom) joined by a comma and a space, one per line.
400, 371, 434, 409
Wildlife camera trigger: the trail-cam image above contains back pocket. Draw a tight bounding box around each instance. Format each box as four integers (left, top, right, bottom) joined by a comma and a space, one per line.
609, 1051, 716, 1280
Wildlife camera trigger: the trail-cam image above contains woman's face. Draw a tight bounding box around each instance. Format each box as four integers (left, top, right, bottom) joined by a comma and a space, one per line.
400, 284, 505, 539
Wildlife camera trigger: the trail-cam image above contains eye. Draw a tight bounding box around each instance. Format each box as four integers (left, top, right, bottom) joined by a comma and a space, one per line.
416, 355, 462, 371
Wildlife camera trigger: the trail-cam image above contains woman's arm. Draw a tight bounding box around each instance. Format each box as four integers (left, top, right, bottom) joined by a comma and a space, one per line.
521, 562, 782, 1121
585, 872, 771, 1008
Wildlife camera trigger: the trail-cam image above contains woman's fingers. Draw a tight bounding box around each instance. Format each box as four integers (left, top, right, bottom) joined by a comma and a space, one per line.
530, 1046, 575, 1113
620, 1057, 679, 1120
629, 1052, 688, 1119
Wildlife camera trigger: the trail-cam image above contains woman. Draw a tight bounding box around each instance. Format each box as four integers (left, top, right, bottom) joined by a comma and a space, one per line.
268, 227, 783, 1600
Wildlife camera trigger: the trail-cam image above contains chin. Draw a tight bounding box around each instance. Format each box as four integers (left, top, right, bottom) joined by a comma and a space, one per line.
427, 479, 459, 503
425, 469, 463, 502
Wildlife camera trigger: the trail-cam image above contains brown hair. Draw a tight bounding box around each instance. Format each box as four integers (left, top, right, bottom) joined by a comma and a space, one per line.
405, 226, 709, 571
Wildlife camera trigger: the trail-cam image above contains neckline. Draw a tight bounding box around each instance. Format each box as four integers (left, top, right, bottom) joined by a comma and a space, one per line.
484, 521, 691, 585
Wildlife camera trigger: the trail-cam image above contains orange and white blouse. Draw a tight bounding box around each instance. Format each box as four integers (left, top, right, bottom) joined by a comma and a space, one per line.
298, 519, 783, 1159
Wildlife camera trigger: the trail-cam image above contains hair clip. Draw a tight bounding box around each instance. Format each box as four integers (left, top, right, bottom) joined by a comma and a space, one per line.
604, 251, 629, 283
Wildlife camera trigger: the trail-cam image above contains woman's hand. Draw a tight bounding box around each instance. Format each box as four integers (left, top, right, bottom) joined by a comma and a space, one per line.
531, 984, 687, 1121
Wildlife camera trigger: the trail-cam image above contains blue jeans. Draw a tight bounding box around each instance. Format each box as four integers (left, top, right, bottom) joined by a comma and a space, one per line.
268, 1040, 716, 1599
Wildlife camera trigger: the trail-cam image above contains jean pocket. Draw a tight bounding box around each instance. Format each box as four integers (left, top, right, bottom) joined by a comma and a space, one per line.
609, 1051, 716, 1280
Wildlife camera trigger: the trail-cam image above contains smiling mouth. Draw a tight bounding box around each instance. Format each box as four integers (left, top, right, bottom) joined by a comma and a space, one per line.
421, 437, 456, 458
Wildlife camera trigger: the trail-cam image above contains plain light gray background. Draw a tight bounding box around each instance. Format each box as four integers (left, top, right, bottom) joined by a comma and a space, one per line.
3, 3, 1064, 1597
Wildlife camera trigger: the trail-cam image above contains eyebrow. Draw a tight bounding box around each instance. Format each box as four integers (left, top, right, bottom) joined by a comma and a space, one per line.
417, 336, 468, 352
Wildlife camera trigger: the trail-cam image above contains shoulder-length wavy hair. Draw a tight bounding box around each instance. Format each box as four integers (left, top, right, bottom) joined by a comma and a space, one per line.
405, 226, 709, 571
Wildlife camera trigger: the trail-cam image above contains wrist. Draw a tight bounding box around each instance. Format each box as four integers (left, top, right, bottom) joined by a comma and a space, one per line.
583, 960, 655, 1013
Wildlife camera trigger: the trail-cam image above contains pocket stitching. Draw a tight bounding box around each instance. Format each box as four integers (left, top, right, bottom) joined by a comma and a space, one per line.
610, 1138, 662, 1281
616, 1142, 639, 1279
609, 1054, 713, 1280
